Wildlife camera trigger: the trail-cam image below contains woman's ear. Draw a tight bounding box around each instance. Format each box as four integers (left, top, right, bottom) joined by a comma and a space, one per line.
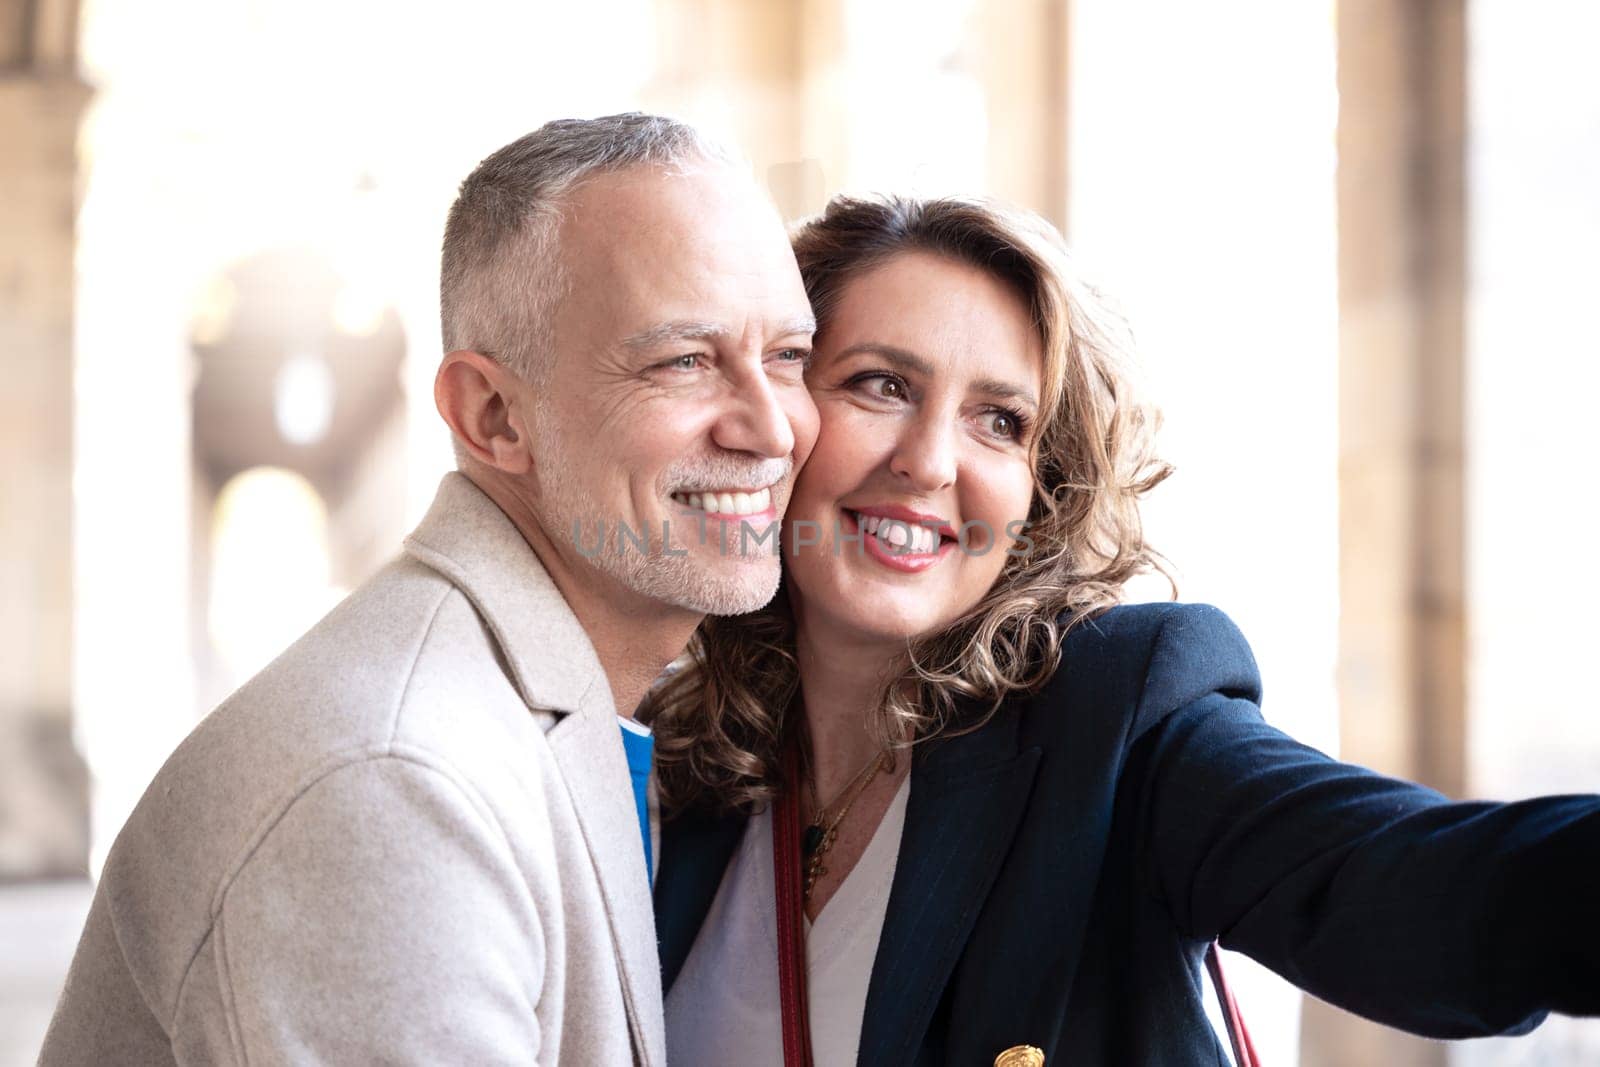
434, 350, 533, 475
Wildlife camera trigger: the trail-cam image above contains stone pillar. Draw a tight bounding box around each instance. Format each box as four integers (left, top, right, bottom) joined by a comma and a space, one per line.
979, 0, 1071, 231
643, 0, 1073, 222
1306, 2, 1467, 1064
0, 0, 91, 880
645, 0, 842, 220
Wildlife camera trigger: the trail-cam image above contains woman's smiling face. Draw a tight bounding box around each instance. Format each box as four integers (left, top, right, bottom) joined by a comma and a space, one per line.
784, 251, 1043, 649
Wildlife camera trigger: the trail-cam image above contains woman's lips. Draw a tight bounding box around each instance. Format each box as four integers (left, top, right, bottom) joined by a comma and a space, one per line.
839, 508, 955, 574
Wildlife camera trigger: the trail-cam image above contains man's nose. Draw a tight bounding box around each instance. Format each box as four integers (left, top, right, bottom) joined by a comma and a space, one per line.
711, 372, 797, 459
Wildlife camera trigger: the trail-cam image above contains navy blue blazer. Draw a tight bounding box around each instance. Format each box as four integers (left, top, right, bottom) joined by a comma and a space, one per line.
655, 603, 1600, 1065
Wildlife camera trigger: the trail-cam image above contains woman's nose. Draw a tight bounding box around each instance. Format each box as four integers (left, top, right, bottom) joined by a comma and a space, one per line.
888, 413, 958, 492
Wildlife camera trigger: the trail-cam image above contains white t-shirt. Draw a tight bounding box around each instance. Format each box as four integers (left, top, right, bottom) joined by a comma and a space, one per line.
665, 776, 911, 1066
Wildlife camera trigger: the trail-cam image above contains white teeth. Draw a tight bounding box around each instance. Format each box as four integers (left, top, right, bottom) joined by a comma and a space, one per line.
850, 510, 942, 554
673, 488, 772, 514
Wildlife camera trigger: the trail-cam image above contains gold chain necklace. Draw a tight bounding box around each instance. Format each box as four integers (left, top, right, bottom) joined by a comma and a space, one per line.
800, 750, 888, 901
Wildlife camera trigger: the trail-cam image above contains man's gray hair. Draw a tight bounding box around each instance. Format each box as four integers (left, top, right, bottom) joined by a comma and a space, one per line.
440, 113, 738, 385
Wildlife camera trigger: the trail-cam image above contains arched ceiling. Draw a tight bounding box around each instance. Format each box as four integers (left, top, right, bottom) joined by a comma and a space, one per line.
190, 245, 406, 494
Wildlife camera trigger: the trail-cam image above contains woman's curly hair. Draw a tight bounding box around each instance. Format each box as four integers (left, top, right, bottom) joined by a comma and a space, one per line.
645, 194, 1172, 816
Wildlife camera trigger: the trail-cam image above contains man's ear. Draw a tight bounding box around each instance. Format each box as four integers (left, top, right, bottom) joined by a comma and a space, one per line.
434, 350, 533, 474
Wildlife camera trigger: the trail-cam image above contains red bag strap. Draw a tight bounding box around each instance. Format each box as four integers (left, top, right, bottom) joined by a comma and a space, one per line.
774, 744, 815, 1067
1205, 942, 1261, 1067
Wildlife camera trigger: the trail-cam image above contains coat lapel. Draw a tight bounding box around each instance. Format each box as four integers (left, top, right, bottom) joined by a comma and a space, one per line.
857, 708, 1042, 1064
654, 808, 747, 994
403, 473, 666, 1067
545, 692, 667, 1067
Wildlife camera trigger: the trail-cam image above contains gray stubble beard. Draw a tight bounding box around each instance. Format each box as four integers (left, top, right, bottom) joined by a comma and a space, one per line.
532, 428, 786, 616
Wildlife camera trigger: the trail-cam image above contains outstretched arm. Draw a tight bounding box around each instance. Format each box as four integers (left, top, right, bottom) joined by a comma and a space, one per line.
1131, 605, 1600, 1039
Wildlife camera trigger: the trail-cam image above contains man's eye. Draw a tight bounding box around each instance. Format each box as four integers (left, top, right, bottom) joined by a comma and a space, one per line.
663, 354, 701, 371
772, 347, 810, 364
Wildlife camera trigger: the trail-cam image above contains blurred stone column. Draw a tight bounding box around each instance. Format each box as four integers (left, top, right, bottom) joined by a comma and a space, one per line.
979, 0, 1070, 232
0, 0, 90, 880
644, 0, 843, 221
1309, 1, 1466, 1065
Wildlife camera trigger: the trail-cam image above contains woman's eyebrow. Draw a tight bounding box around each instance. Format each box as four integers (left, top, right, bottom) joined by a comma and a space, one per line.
834, 342, 933, 375
973, 377, 1039, 410
835, 342, 1038, 409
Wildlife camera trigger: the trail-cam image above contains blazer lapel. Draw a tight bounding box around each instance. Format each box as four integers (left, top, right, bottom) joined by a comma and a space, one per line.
858, 709, 1042, 1064
654, 808, 747, 993
546, 692, 667, 1067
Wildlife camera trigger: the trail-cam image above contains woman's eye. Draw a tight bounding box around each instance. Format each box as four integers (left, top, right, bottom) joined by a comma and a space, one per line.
986, 409, 1027, 440
844, 371, 911, 402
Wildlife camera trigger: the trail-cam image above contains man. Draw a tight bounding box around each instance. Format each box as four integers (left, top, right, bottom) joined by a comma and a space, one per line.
40, 113, 818, 1065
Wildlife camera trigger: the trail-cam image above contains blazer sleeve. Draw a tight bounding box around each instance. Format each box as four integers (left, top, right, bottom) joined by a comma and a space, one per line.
190, 753, 547, 1065
1129, 604, 1600, 1039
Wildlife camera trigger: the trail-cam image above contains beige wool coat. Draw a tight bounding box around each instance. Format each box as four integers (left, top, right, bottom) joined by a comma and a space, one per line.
39, 473, 665, 1066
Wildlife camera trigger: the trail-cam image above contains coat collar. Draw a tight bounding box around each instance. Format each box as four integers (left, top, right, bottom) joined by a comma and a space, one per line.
857, 704, 1042, 1064
402, 472, 612, 721
402, 472, 666, 1066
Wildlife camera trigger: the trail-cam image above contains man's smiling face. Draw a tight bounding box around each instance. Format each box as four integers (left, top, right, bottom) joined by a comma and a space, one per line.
524, 164, 819, 615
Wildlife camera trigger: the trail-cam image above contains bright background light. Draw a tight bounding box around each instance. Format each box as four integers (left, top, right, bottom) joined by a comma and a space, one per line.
2, 2, 1596, 1065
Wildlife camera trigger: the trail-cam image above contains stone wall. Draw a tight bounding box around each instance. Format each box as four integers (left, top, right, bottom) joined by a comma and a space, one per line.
0, 0, 90, 881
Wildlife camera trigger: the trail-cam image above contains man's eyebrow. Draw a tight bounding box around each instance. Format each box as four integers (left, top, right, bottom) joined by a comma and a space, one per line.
619, 315, 817, 350
775, 315, 818, 339
620, 320, 731, 350
836, 342, 1038, 409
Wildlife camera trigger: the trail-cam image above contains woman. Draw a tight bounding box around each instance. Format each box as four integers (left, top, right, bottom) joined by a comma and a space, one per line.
646, 196, 1599, 1065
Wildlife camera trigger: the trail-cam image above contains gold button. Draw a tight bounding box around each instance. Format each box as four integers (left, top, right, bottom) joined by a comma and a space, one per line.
994, 1046, 1045, 1067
